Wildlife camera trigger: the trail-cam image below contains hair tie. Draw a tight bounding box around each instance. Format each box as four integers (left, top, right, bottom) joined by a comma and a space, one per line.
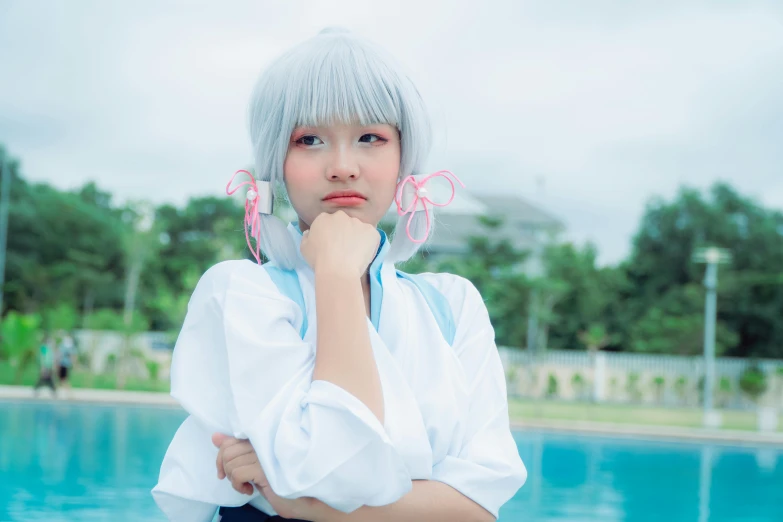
395, 170, 465, 244
226, 170, 274, 264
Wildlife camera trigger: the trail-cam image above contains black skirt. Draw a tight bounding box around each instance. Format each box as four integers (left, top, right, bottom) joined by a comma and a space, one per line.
218, 503, 310, 522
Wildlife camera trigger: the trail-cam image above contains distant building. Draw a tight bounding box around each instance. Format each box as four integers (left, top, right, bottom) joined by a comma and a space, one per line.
383, 190, 564, 267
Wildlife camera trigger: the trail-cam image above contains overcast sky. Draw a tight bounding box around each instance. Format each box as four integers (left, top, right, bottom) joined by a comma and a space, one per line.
1, 0, 781, 265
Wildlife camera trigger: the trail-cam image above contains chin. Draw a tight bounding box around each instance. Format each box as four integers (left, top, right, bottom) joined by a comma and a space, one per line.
324, 207, 376, 224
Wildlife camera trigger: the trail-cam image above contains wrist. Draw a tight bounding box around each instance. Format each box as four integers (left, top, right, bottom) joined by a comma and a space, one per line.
314, 262, 362, 281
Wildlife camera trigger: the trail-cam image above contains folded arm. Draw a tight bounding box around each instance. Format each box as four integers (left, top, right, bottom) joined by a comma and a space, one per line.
154, 262, 411, 519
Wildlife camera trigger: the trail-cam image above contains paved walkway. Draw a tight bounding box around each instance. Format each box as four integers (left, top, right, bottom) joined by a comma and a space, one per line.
2, 385, 781, 446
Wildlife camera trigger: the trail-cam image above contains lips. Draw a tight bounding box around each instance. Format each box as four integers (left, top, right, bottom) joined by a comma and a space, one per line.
323, 190, 366, 201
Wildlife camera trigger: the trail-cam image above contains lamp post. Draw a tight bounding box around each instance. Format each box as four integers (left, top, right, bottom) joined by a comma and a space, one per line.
693, 246, 731, 428
526, 240, 544, 355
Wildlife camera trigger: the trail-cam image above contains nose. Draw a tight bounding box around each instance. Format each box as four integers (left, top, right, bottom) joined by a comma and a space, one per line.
325, 144, 360, 181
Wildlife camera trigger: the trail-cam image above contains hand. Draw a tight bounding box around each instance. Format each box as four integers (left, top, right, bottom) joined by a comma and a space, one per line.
212, 433, 332, 521
212, 433, 267, 496
300, 211, 380, 279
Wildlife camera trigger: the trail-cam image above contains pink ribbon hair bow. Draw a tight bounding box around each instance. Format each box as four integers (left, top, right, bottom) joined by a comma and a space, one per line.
226, 169, 272, 264
395, 170, 465, 244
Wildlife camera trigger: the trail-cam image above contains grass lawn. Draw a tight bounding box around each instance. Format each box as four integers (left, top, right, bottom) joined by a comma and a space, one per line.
0, 361, 169, 393
508, 398, 781, 432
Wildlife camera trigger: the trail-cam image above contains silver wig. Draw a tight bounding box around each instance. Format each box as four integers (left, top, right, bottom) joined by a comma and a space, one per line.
247, 27, 433, 268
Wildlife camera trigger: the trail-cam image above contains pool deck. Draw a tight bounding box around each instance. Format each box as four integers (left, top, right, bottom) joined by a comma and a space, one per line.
2, 385, 782, 446
511, 418, 783, 447
0, 384, 179, 406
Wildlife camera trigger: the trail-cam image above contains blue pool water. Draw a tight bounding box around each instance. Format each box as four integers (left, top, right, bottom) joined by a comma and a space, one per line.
1, 400, 781, 521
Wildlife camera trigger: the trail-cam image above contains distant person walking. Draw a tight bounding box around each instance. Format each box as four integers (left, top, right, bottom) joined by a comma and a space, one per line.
57, 331, 76, 396
33, 336, 57, 397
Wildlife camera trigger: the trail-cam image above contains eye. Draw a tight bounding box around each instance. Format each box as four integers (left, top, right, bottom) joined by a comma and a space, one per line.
296, 135, 323, 146
359, 134, 386, 144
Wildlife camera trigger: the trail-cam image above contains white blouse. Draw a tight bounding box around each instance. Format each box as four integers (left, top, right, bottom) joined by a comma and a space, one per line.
152, 225, 526, 521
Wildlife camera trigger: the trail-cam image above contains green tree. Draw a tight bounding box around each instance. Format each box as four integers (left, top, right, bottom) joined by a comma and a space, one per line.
1, 151, 127, 316
626, 183, 783, 358
630, 284, 739, 355
543, 242, 629, 351
143, 197, 245, 329
434, 217, 532, 347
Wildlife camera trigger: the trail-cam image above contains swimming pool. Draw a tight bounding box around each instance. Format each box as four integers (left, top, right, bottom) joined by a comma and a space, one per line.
1, 400, 781, 521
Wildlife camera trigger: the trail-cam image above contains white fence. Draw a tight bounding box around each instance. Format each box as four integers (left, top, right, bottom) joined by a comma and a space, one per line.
73, 330, 174, 378
69, 330, 783, 409
499, 347, 783, 410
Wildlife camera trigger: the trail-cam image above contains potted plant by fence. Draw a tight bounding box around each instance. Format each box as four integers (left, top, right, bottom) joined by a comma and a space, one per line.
578, 324, 616, 402
739, 364, 775, 432
627, 372, 642, 402
547, 373, 559, 399
505, 366, 519, 397
571, 372, 586, 401
717, 376, 732, 408
652, 376, 665, 405
674, 376, 688, 406
608, 376, 618, 402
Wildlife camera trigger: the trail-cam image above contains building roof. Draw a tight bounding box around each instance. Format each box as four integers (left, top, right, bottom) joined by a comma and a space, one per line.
383, 190, 564, 255
470, 193, 564, 228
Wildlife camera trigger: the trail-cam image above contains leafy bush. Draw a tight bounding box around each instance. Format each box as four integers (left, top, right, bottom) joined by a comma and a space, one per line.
547, 373, 558, 398
608, 377, 619, 400
0, 312, 42, 383
652, 376, 665, 403
717, 376, 733, 407
674, 376, 688, 403
739, 365, 767, 403
571, 372, 587, 399
83, 309, 149, 334
42, 303, 78, 333
105, 353, 117, 373
627, 372, 641, 401
146, 360, 160, 381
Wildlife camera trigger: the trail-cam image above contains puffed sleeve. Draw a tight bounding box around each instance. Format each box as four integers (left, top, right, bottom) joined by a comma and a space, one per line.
429, 276, 527, 519
152, 261, 411, 521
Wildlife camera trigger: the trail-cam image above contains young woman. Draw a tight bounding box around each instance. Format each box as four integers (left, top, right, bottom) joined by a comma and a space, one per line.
153, 27, 526, 522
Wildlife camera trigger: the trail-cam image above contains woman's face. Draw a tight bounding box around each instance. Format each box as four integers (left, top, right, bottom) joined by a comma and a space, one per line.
284, 122, 401, 231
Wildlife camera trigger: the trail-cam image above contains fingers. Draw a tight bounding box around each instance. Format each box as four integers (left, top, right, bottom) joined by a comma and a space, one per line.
212, 433, 234, 479
214, 437, 269, 495
223, 452, 259, 484
221, 439, 255, 463
212, 433, 237, 480
225, 455, 270, 496
211, 432, 232, 448
228, 464, 258, 496
213, 434, 245, 480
